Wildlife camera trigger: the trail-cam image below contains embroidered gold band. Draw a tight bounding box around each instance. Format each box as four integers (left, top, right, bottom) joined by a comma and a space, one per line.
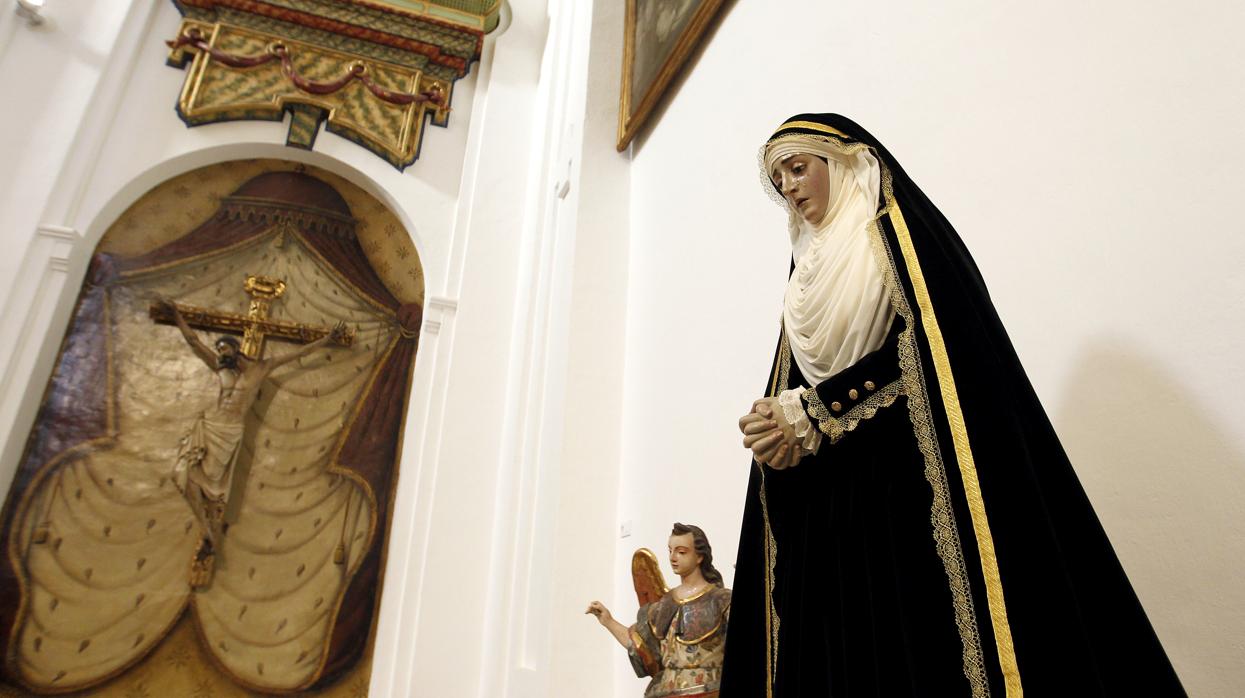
757, 328, 790, 697
887, 199, 1023, 696
773, 120, 850, 139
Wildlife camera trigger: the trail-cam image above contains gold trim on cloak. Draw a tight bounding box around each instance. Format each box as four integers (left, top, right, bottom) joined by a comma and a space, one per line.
866, 161, 993, 698
773, 120, 850, 139
755, 327, 790, 697
885, 197, 1022, 696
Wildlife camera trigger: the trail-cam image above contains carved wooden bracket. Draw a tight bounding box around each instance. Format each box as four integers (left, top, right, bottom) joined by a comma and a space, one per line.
165, 0, 500, 170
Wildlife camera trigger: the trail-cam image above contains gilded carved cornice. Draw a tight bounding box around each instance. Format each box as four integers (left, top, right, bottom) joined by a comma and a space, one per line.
357, 0, 503, 34
166, 0, 499, 169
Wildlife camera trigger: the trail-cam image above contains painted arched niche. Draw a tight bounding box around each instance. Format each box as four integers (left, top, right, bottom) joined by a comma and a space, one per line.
0, 159, 424, 695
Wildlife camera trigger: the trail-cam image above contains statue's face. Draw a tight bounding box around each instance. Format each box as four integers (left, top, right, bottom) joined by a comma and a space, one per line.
668, 533, 702, 578
770, 153, 831, 226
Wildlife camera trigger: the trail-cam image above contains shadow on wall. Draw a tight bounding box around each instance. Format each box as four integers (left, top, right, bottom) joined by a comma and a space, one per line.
1052, 337, 1245, 696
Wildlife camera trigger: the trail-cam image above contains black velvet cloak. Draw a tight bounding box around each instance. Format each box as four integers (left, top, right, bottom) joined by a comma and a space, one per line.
719, 114, 1184, 697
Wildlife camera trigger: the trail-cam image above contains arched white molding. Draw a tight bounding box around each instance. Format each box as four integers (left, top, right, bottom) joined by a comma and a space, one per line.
73, 143, 430, 263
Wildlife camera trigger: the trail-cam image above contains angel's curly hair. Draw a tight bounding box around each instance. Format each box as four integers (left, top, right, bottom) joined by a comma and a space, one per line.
671, 522, 724, 587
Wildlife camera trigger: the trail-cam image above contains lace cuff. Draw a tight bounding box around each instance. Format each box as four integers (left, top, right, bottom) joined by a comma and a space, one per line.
803, 379, 904, 444
779, 388, 822, 456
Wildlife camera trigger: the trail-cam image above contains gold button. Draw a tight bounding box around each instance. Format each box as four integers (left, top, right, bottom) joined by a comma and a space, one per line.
848, 389, 859, 400
864, 380, 876, 391
831, 401, 842, 412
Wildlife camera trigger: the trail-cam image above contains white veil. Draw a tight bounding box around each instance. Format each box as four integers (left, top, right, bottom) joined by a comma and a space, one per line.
763, 136, 895, 384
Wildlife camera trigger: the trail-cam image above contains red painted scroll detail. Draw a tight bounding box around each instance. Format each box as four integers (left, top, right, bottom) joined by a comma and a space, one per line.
176, 0, 480, 71
167, 28, 447, 108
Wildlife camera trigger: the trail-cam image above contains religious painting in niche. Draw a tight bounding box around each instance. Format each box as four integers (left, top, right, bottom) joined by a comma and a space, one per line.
0, 160, 424, 696
617, 0, 727, 151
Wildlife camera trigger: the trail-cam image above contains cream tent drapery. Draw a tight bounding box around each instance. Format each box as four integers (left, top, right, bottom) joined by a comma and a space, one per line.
2, 171, 421, 694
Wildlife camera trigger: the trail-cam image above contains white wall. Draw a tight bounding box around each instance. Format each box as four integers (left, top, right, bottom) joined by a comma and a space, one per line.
544, 0, 630, 694
605, 1, 1245, 696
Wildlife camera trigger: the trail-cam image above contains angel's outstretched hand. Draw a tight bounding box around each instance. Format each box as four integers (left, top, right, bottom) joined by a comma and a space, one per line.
585, 600, 612, 625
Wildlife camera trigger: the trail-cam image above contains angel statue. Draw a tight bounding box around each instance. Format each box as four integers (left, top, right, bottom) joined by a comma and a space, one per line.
586, 523, 731, 698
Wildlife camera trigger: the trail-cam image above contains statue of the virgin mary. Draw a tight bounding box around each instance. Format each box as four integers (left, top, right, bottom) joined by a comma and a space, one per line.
721, 114, 1185, 697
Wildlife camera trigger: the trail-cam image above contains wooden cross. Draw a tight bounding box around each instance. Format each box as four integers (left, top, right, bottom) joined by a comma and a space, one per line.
149, 274, 354, 358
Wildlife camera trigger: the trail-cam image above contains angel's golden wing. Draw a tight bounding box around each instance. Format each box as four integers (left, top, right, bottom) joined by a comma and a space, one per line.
631, 548, 670, 607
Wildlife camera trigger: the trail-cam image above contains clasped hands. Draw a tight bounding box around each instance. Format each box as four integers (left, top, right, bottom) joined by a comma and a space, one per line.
739, 397, 802, 470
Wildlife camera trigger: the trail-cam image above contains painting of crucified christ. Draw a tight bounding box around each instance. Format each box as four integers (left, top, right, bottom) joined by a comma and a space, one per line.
157, 296, 350, 587
0, 162, 423, 696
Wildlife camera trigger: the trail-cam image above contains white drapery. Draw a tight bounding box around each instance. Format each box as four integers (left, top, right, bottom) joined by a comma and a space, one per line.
764, 137, 895, 385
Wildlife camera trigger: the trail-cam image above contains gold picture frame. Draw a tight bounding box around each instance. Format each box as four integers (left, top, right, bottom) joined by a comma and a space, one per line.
617, 0, 727, 151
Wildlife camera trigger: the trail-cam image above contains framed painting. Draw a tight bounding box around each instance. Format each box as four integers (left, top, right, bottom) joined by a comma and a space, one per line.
617, 0, 727, 151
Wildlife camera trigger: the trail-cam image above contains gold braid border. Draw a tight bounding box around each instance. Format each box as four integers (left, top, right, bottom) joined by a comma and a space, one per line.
881, 244, 991, 698
865, 175, 992, 698
757, 327, 790, 696
885, 197, 1022, 696
775, 325, 792, 399
758, 479, 777, 698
